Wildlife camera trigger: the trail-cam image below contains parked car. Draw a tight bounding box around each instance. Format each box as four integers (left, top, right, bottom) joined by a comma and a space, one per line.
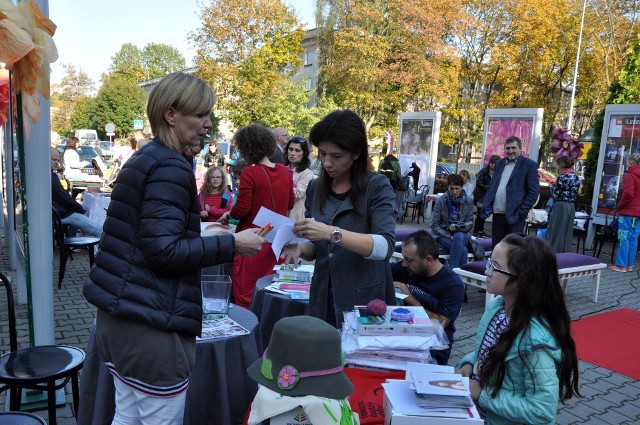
435, 162, 456, 179
97, 141, 115, 160
538, 168, 557, 184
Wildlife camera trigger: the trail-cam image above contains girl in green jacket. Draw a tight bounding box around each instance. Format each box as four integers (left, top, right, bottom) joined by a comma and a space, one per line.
458, 234, 581, 424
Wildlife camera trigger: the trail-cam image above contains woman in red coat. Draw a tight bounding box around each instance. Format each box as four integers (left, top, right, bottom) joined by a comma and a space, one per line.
220, 124, 295, 306
611, 154, 640, 272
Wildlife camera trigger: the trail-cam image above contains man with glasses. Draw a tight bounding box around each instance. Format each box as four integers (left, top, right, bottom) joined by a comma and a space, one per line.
270, 127, 288, 164
391, 230, 465, 365
480, 136, 539, 248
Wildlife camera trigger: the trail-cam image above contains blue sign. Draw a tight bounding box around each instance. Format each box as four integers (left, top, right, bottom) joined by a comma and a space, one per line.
133, 120, 144, 130
105, 122, 116, 133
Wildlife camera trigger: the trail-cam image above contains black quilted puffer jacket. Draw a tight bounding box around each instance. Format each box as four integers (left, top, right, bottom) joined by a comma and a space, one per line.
84, 140, 235, 336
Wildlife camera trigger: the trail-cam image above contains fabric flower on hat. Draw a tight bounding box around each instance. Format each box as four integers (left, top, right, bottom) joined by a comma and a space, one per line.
550, 127, 584, 161
277, 365, 299, 390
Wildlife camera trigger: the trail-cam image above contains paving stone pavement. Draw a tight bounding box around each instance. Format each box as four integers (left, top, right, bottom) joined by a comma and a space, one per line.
1, 218, 639, 424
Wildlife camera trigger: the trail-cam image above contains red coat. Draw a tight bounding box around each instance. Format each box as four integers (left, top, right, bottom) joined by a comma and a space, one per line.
617, 165, 640, 217
230, 163, 295, 307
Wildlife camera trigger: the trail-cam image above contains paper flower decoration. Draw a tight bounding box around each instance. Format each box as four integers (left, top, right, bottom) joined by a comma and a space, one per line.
0, 69, 8, 127
550, 128, 584, 160
0, 0, 58, 137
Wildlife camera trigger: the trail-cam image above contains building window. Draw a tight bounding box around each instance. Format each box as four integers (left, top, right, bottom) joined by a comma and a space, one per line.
305, 79, 313, 91
304, 51, 314, 66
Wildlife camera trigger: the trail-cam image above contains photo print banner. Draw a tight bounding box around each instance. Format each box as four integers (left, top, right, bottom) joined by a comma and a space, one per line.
482, 108, 543, 164
593, 108, 640, 215
398, 111, 442, 192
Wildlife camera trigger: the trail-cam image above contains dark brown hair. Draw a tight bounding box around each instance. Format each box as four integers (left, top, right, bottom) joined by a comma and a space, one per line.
233, 124, 277, 165
478, 235, 581, 403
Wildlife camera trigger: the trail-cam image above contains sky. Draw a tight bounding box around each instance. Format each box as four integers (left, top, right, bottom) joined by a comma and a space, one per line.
48, 0, 316, 87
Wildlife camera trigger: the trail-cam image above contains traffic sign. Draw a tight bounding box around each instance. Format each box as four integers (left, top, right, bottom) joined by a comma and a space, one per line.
133, 119, 144, 130
105, 122, 116, 133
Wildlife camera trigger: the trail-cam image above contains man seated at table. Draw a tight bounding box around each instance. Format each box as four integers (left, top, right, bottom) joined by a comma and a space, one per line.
51, 149, 103, 239
391, 230, 465, 365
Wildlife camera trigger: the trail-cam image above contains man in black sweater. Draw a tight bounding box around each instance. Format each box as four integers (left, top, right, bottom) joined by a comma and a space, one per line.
391, 230, 465, 365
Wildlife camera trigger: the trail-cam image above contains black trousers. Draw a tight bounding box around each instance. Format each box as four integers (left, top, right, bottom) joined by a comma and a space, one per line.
491, 213, 526, 249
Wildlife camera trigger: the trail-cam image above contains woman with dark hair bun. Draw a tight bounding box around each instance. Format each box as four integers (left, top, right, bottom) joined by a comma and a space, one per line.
281, 109, 397, 327
458, 234, 581, 424
284, 136, 314, 221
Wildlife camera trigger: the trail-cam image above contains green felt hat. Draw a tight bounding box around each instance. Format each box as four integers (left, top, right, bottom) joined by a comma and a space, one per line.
247, 316, 354, 399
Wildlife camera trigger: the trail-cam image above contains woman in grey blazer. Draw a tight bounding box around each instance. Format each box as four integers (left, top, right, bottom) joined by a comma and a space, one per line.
281, 110, 397, 327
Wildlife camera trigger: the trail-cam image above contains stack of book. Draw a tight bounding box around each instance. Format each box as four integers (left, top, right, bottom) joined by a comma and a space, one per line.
273, 264, 314, 282
381, 362, 483, 424
264, 265, 314, 299
342, 306, 447, 370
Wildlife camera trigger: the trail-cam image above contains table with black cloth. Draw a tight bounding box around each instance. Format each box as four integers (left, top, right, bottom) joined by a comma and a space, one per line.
249, 274, 309, 349
77, 305, 262, 425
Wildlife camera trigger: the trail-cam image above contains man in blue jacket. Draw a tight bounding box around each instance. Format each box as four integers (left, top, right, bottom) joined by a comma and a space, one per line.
391, 230, 465, 365
480, 136, 539, 248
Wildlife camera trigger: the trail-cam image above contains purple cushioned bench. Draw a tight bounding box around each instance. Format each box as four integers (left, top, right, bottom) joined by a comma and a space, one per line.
453, 252, 607, 307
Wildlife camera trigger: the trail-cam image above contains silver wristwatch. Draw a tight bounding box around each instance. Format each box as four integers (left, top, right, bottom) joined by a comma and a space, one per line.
330, 227, 342, 244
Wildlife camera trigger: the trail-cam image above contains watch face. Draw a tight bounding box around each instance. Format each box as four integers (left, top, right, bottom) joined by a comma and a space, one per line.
331, 229, 342, 243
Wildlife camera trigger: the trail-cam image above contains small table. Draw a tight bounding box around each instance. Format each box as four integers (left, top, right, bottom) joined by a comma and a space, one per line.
249, 275, 308, 349
77, 305, 262, 425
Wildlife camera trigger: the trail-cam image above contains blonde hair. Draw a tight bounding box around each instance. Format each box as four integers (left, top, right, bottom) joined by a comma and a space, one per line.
628, 153, 640, 166
459, 169, 471, 182
200, 166, 228, 195
146, 72, 215, 150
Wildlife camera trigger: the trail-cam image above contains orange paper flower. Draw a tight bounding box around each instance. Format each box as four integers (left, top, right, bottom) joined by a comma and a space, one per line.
0, 0, 57, 138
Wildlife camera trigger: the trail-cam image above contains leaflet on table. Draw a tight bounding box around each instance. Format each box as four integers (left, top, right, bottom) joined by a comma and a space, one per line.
411, 372, 474, 408
198, 316, 250, 340
253, 207, 307, 258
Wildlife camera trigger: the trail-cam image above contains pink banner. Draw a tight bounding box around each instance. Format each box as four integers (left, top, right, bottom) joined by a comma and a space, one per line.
484, 118, 534, 164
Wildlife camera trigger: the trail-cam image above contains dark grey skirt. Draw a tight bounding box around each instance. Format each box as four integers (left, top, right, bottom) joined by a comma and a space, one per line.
545, 201, 576, 253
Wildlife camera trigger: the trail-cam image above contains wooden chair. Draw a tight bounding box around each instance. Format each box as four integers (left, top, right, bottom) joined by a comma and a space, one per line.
0, 271, 85, 425
52, 208, 100, 288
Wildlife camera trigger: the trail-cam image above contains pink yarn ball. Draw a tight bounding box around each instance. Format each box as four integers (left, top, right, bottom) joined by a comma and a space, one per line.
366, 299, 387, 316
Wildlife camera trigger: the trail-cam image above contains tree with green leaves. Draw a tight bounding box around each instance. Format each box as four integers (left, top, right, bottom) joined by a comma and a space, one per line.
51, 64, 95, 136
192, 0, 307, 129
89, 73, 146, 139
110, 42, 186, 82
583, 34, 640, 199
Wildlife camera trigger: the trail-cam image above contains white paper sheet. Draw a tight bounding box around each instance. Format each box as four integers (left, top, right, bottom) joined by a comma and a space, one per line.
253, 206, 307, 258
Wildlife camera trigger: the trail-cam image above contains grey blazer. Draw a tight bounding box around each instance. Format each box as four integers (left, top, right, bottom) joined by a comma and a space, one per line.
305, 172, 397, 325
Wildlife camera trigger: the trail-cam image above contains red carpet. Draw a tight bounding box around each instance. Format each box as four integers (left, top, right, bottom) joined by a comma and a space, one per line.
571, 308, 640, 380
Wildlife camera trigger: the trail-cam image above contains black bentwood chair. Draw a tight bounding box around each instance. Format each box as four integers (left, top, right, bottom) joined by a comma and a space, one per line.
0, 271, 85, 425
0, 411, 48, 424
52, 208, 100, 288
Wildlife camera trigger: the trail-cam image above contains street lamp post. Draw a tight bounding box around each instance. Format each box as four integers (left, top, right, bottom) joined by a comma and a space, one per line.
566, 0, 588, 132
